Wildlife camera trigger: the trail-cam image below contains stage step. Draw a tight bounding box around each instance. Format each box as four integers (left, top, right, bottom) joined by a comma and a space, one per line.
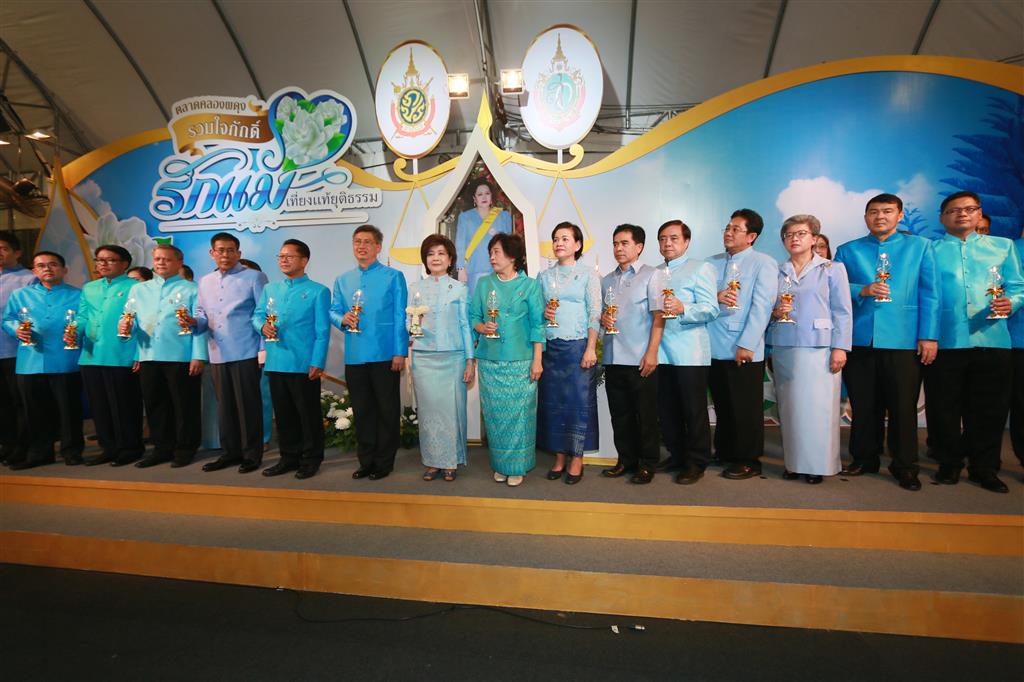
1, 503, 1021, 644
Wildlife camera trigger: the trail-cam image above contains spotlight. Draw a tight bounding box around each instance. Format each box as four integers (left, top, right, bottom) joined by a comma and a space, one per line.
447, 73, 470, 100
25, 130, 51, 140
500, 69, 524, 95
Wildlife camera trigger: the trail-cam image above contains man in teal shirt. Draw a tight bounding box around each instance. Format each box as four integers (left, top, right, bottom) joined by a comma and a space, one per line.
75, 245, 144, 467
834, 193, 939, 491
254, 239, 331, 479
925, 191, 1023, 493
0, 231, 36, 465
2, 252, 83, 469
121, 244, 208, 468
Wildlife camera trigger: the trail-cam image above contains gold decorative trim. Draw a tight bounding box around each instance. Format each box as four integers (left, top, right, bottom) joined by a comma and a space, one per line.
36, 157, 97, 279
3, 531, 1020, 643
2, 476, 1019, 556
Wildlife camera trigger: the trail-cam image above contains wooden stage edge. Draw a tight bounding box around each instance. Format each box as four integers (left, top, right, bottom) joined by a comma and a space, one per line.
2, 476, 1021, 556
2, 531, 1020, 644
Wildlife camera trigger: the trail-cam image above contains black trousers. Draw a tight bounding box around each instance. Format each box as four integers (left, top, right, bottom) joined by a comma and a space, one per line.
923, 348, 1010, 474
604, 364, 660, 471
210, 358, 264, 464
708, 359, 765, 468
268, 371, 323, 465
16, 372, 84, 463
346, 361, 401, 474
1010, 349, 1024, 467
0, 357, 28, 460
657, 364, 711, 470
139, 361, 201, 460
843, 347, 921, 474
80, 365, 144, 461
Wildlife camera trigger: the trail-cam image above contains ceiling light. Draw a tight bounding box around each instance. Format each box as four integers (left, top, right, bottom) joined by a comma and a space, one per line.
447, 73, 470, 100
25, 130, 51, 140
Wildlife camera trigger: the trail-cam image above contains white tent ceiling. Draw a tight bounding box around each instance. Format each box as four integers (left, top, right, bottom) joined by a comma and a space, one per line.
1, 0, 1022, 181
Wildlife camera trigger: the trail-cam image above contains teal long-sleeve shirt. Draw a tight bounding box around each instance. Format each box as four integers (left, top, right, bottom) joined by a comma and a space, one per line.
932, 232, 1024, 349
253, 275, 331, 373
129, 274, 209, 363
77, 274, 138, 367
469, 271, 546, 362
2, 281, 81, 374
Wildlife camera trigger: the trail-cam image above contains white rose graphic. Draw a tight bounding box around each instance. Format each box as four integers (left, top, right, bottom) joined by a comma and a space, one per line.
281, 108, 329, 166
276, 96, 298, 123
314, 100, 346, 138
86, 213, 158, 267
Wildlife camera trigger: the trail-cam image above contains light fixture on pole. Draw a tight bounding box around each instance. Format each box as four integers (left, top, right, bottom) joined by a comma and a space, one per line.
500, 68, 524, 95
447, 73, 470, 100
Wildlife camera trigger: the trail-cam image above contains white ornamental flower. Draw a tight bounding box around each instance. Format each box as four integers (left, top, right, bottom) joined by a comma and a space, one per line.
315, 100, 345, 127
276, 96, 298, 123
334, 416, 351, 430
281, 108, 329, 166
343, 408, 353, 418
326, 407, 338, 418
87, 212, 158, 267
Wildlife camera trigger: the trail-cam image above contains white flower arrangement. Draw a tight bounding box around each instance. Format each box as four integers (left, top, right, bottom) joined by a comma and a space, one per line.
275, 96, 349, 171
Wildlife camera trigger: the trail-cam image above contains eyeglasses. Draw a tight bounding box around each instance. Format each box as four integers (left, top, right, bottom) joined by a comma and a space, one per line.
783, 230, 812, 241
212, 248, 238, 255
94, 257, 124, 264
277, 254, 302, 261
723, 226, 748, 234
942, 205, 981, 216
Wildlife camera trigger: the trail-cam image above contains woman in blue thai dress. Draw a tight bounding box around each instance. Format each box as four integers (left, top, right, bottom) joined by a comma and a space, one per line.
408, 235, 475, 482
537, 222, 601, 484
469, 233, 545, 487
455, 178, 512, 298
768, 214, 853, 483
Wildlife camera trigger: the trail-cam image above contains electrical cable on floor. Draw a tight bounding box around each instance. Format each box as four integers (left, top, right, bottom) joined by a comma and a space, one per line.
283, 589, 646, 633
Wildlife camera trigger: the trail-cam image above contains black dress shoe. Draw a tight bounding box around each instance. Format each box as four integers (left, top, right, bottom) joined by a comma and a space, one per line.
722, 463, 760, 480
170, 456, 194, 468
368, 470, 390, 480
933, 467, 961, 485
295, 464, 320, 480
895, 470, 921, 491
202, 458, 241, 472
601, 463, 634, 478
238, 461, 260, 474
968, 471, 1009, 494
564, 466, 584, 485
262, 461, 299, 477
136, 454, 171, 469
804, 474, 823, 484
111, 453, 142, 467
10, 457, 55, 471
352, 467, 373, 479
630, 468, 654, 485
782, 469, 800, 480
841, 462, 879, 477
63, 454, 84, 466
674, 466, 704, 485
84, 453, 115, 466
546, 468, 565, 480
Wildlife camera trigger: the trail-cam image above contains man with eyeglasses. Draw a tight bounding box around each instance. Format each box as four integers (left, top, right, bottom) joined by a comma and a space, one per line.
0, 232, 36, 466
190, 232, 268, 473
2, 252, 83, 469
330, 225, 408, 481
120, 244, 208, 468
253, 239, 330, 480
925, 191, 1023, 493
706, 209, 778, 480
74, 245, 145, 467
833, 193, 939, 491
653, 220, 720, 485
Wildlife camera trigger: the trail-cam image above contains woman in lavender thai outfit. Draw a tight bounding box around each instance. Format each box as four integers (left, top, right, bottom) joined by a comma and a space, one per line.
537, 222, 601, 485
768, 215, 853, 483
408, 235, 475, 482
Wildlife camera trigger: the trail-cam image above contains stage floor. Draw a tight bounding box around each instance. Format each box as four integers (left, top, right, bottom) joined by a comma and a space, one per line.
6, 427, 1022, 515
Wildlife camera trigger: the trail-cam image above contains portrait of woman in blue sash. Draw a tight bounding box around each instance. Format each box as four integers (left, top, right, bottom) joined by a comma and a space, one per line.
454, 177, 512, 298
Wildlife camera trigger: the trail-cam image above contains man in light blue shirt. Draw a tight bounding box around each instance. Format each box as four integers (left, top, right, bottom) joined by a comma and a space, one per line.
0, 232, 36, 465
191, 232, 268, 473
330, 225, 408, 480
834, 193, 940, 491
122, 244, 208, 468
1011, 232, 1024, 469
924, 191, 1023, 494
653, 220, 720, 484
76, 244, 145, 467
254, 239, 331, 480
2, 251, 83, 469
706, 209, 778, 481
598, 224, 662, 484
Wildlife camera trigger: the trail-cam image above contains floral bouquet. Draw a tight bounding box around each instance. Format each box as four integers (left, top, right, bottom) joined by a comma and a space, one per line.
321, 388, 357, 451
